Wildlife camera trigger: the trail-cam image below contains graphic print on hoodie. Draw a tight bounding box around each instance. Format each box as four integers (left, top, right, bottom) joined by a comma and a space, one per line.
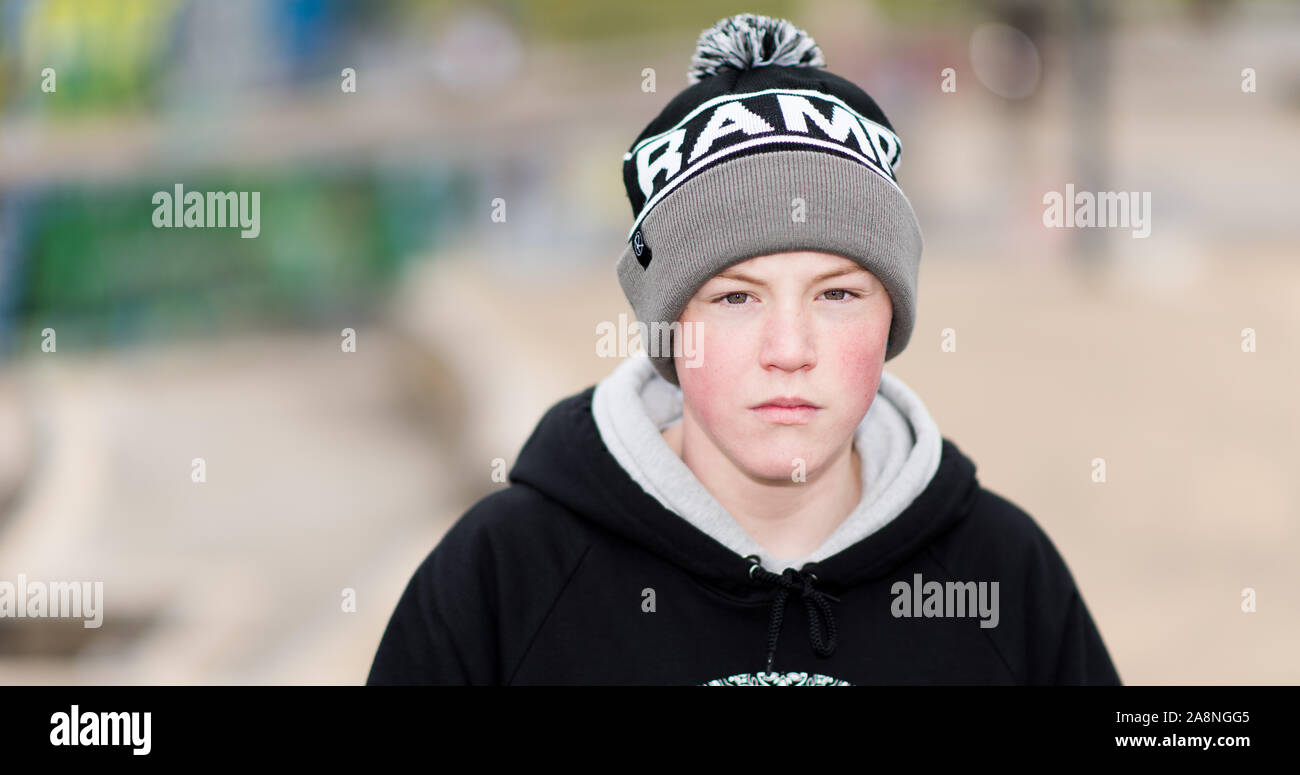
367, 352, 1122, 685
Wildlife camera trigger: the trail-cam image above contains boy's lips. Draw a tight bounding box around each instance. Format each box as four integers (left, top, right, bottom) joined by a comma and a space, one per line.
750, 397, 821, 425
751, 397, 820, 409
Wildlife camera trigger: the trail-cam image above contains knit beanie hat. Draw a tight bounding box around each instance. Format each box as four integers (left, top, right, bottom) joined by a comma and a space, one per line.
616, 13, 923, 387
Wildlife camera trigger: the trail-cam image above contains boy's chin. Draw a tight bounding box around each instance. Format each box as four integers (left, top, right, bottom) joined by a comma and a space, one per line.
736, 451, 833, 483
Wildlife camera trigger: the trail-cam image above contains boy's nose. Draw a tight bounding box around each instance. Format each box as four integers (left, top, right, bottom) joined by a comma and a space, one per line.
759, 307, 817, 373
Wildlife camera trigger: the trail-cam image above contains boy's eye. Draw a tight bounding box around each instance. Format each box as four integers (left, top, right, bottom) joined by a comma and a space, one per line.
821, 289, 860, 301
720, 292, 750, 305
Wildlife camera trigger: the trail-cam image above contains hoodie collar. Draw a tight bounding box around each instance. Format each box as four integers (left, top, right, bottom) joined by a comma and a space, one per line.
590, 350, 943, 572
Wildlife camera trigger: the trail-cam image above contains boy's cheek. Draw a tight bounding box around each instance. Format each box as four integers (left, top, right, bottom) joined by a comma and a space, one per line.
835, 333, 885, 377
834, 335, 888, 408
676, 312, 733, 383
677, 347, 739, 428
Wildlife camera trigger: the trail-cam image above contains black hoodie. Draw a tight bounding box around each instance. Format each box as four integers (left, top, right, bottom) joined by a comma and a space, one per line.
366, 367, 1123, 686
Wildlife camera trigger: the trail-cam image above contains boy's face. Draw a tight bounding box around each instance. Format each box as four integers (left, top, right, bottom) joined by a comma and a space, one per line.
674, 251, 893, 482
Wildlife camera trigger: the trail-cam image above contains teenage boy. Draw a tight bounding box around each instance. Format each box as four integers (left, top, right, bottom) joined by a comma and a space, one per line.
367, 13, 1121, 686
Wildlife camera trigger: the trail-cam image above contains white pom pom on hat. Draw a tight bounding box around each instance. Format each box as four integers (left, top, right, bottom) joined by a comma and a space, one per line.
688, 13, 826, 84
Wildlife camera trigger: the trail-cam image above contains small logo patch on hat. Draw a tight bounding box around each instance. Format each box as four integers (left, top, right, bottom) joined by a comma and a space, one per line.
632, 228, 652, 269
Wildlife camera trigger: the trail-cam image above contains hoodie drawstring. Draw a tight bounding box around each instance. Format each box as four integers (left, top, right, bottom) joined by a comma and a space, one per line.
745, 555, 841, 674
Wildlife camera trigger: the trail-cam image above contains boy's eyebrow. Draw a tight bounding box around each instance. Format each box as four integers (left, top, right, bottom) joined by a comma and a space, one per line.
712, 266, 868, 286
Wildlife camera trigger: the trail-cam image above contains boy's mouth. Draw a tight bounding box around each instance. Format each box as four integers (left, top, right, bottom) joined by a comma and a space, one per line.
750, 397, 821, 425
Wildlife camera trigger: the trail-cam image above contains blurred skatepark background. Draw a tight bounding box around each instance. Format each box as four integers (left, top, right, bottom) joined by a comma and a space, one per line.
0, 0, 1297, 684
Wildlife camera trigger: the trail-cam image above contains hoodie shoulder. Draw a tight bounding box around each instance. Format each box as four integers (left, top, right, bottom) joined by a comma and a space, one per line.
453, 481, 596, 561
925, 483, 1121, 684
934, 486, 1071, 586
366, 484, 595, 685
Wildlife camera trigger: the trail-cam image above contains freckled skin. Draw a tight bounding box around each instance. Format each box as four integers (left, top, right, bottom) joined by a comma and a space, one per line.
672, 251, 893, 485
